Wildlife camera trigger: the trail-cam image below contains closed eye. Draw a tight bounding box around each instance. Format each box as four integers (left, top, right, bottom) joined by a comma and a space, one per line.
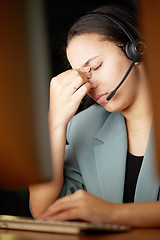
93, 62, 103, 71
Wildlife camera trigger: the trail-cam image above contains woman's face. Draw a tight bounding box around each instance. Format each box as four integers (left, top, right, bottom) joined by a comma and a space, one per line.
66, 33, 139, 112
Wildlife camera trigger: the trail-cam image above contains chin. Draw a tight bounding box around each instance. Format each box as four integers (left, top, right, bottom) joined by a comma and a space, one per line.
102, 100, 123, 113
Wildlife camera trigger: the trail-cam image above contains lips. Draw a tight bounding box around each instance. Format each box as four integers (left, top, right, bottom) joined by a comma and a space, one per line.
95, 93, 108, 104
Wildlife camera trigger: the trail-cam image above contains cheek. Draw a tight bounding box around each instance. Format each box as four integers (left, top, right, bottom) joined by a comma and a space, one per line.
100, 60, 125, 88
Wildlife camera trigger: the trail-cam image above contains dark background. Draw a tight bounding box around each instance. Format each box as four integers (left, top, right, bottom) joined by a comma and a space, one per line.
0, 0, 136, 218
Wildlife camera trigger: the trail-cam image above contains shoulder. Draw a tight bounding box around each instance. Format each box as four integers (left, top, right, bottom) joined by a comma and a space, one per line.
67, 104, 111, 142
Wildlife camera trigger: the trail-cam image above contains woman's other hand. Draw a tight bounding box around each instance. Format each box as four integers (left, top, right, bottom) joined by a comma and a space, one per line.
38, 190, 116, 224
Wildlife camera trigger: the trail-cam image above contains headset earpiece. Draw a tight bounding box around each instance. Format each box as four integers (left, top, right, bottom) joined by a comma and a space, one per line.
125, 40, 146, 62
125, 40, 139, 62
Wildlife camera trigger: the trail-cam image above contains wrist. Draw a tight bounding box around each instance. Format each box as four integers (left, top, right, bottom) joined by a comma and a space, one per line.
48, 111, 67, 134
109, 203, 130, 226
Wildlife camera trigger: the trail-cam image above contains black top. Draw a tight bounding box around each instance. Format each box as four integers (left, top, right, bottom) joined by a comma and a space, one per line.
123, 152, 143, 203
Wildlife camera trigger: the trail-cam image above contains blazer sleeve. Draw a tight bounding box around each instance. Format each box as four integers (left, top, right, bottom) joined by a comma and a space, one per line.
58, 118, 86, 198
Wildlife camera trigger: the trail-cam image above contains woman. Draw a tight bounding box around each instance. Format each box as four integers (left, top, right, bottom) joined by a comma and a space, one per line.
29, 5, 160, 227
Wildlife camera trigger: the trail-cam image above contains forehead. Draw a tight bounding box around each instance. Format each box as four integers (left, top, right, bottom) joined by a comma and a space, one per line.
66, 33, 112, 68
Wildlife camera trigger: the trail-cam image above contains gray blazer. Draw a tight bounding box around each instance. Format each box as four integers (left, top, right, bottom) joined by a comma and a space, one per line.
59, 104, 160, 202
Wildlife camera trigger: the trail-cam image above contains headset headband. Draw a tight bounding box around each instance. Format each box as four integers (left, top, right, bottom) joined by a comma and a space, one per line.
90, 12, 135, 42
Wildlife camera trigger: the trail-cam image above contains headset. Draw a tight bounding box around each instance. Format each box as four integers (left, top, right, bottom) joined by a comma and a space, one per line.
91, 13, 146, 101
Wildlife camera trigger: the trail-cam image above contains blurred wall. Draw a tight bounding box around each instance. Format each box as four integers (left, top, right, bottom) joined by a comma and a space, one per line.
139, 0, 160, 176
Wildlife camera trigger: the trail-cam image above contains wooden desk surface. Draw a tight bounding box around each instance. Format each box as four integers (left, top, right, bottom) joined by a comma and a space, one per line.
0, 228, 160, 240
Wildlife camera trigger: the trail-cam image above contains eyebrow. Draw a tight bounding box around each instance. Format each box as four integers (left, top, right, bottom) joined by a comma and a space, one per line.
83, 56, 99, 67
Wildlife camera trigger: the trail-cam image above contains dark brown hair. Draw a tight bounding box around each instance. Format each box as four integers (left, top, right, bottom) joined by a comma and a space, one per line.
67, 5, 139, 48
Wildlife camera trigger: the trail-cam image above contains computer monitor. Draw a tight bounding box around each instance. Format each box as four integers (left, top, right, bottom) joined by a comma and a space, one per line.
0, 0, 53, 187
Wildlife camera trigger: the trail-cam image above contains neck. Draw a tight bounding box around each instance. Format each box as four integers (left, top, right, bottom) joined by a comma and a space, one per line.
121, 65, 153, 132
121, 65, 153, 156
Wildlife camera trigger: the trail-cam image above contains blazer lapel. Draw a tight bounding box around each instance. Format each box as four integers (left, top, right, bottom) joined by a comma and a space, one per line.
93, 112, 127, 203
135, 127, 160, 202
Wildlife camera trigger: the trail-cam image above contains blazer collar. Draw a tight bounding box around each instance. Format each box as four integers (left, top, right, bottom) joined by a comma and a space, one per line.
94, 112, 126, 143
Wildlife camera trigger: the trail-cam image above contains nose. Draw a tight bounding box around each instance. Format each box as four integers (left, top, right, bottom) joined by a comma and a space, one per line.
89, 80, 98, 90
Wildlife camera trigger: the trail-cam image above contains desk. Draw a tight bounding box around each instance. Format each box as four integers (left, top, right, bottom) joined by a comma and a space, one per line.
0, 228, 160, 240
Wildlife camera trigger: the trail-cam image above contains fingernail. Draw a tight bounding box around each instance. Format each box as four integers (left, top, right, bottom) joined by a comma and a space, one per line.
84, 66, 91, 72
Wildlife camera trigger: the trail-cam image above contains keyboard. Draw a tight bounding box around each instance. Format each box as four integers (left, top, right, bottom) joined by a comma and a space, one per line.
0, 215, 131, 234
